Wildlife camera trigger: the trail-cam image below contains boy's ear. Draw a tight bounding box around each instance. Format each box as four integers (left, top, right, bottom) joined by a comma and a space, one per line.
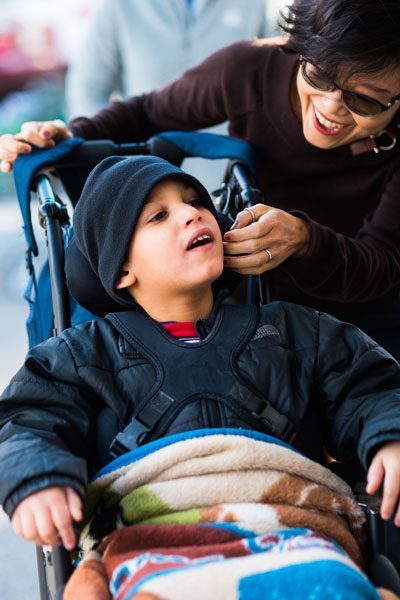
116, 261, 137, 290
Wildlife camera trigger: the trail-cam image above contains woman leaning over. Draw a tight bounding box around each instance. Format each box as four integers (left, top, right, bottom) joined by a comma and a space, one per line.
1, 0, 400, 358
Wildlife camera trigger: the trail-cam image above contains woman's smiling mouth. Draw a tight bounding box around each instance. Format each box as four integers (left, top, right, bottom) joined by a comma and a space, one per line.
312, 105, 352, 136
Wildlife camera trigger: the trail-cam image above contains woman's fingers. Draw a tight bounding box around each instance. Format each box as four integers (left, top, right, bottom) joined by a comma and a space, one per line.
223, 205, 310, 275
230, 203, 270, 230
36, 119, 72, 142
0, 120, 72, 173
19, 121, 58, 148
0, 160, 12, 173
224, 210, 276, 258
0, 125, 49, 173
224, 231, 276, 259
0, 132, 31, 154
224, 247, 276, 274
223, 211, 284, 274
0, 148, 24, 173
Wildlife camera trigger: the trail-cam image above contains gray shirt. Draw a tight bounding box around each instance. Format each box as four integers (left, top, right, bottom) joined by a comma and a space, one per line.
65, 0, 271, 118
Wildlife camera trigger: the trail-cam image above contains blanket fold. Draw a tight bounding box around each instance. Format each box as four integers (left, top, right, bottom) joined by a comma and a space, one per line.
64, 428, 382, 600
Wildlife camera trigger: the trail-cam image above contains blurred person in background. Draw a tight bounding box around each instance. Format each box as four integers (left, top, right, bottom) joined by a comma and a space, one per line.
65, 0, 273, 119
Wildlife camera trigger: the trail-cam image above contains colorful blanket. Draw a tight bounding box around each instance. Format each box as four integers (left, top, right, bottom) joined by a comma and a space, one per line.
64, 428, 383, 600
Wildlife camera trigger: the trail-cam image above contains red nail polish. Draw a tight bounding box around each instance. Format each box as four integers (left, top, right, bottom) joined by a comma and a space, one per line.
42, 130, 50, 138
224, 234, 232, 241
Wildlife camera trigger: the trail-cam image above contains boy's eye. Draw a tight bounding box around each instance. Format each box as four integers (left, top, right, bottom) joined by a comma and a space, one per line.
149, 210, 167, 222
188, 198, 202, 207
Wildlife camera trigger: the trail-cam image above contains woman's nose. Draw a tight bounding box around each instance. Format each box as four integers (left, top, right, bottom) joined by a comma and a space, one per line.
320, 90, 350, 115
322, 88, 346, 107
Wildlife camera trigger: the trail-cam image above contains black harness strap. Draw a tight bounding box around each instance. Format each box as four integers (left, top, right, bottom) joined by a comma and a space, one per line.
107, 304, 296, 456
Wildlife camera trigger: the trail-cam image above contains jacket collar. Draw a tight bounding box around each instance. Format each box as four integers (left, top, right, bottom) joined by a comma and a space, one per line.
195, 287, 230, 339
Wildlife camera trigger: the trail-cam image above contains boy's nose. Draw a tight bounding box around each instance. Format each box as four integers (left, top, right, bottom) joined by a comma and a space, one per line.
184, 205, 202, 226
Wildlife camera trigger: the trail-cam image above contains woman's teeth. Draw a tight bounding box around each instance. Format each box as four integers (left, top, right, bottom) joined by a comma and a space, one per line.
314, 107, 347, 131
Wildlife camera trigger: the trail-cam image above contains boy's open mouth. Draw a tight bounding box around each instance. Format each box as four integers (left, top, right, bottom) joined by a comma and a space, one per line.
186, 229, 214, 251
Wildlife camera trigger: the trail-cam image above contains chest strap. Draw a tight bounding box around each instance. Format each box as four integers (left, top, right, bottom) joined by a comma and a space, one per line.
107, 304, 296, 455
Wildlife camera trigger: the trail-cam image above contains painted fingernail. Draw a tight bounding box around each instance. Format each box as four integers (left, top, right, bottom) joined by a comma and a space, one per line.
42, 130, 50, 138
230, 220, 240, 231
23, 146, 30, 153
224, 234, 232, 241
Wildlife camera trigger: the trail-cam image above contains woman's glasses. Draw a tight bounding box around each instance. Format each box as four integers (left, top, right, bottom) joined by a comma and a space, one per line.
300, 57, 400, 117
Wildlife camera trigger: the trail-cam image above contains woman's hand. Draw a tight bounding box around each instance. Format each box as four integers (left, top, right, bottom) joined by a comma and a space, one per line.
366, 441, 400, 526
11, 486, 82, 549
0, 120, 73, 173
223, 203, 310, 275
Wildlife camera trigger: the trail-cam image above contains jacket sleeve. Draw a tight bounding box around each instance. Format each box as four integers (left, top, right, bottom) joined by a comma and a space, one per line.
0, 335, 100, 517
314, 311, 400, 468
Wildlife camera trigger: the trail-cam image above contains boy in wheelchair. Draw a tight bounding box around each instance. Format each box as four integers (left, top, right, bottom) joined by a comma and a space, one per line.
0, 155, 400, 598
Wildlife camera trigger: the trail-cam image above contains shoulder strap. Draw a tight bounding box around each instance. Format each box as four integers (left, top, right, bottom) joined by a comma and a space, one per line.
107, 305, 296, 455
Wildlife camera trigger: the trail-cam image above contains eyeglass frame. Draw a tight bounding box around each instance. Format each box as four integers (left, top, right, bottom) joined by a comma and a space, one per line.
299, 56, 400, 118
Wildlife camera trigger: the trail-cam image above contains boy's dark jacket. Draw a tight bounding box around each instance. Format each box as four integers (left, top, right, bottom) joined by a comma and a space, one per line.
1, 300, 400, 517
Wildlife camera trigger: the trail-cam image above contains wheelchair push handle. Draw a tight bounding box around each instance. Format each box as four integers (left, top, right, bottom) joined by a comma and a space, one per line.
54, 139, 151, 168
54, 135, 190, 169
35, 174, 71, 335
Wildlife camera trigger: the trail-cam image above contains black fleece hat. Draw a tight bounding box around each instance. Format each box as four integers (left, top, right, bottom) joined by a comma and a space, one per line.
73, 155, 220, 307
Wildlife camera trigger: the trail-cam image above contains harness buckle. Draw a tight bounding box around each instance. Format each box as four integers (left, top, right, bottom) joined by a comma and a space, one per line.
257, 402, 297, 445
109, 418, 149, 458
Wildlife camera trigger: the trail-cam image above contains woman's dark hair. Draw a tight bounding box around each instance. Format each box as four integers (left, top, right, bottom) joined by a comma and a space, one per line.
280, 0, 400, 81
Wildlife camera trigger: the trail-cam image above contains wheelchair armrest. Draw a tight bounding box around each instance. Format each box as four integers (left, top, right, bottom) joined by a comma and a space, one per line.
36, 544, 72, 600
355, 487, 400, 593
355, 486, 387, 556
327, 459, 387, 555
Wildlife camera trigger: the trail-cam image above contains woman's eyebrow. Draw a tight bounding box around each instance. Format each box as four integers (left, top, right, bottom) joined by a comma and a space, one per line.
358, 82, 391, 94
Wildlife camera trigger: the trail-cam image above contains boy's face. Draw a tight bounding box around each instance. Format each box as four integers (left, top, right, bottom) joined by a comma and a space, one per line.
117, 178, 224, 301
